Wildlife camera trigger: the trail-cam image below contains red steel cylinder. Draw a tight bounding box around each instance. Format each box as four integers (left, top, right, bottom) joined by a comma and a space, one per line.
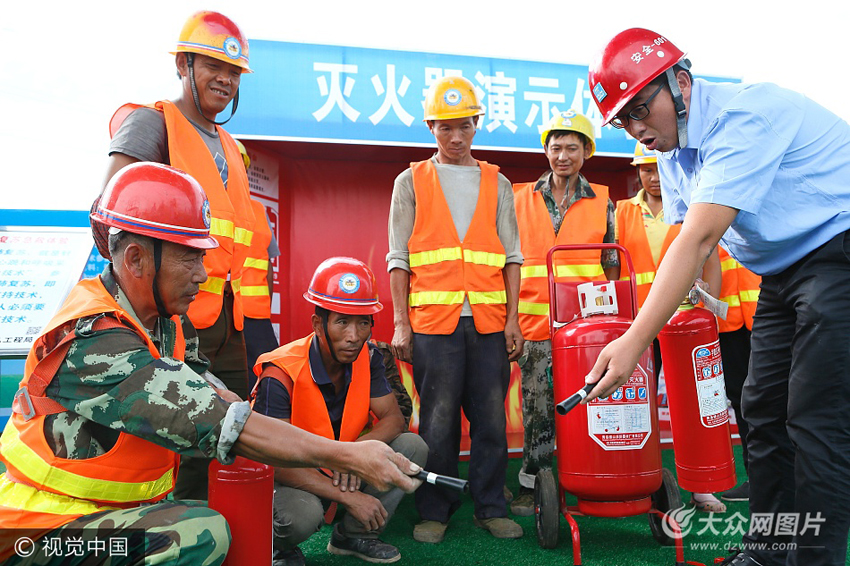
554, 315, 661, 517
658, 304, 736, 493
548, 244, 663, 518
208, 456, 274, 565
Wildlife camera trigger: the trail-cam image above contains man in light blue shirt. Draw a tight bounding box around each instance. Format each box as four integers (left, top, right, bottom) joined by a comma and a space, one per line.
585, 28, 850, 566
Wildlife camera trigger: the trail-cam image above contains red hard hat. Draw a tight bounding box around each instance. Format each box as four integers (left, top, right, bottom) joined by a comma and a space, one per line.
588, 28, 686, 125
91, 162, 219, 250
304, 257, 383, 315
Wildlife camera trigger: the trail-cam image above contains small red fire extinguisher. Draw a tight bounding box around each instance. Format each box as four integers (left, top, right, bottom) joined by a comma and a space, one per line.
209, 456, 274, 565
658, 303, 736, 493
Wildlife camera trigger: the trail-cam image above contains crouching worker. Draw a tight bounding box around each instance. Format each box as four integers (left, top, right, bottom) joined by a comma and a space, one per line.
251, 257, 428, 565
0, 163, 421, 566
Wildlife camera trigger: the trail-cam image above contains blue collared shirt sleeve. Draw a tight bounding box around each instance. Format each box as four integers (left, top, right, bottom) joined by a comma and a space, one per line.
690, 85, 804, 215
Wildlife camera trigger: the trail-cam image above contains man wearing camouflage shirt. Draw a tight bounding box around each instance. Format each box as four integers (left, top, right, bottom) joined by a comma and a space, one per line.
0, 163, 420, 565
509, 111, 619, 516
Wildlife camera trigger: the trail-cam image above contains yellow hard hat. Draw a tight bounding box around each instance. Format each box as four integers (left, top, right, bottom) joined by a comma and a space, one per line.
540, 110, 596, 157
171, 11, 252, 73
631, 142, 658, 166
235, 139, 251, 170
423, 76, 484, 122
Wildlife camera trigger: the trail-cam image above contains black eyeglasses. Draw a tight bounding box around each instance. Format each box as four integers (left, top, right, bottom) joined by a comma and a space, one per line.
610, 83, 664, 129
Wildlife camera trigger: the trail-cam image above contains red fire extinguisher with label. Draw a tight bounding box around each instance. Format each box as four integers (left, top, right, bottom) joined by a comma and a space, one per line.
658, 303, 736, 493
549, 244, 662, 517
209, 456, 274, 565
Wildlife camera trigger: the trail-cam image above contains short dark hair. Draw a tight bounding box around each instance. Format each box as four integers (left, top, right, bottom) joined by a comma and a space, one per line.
107, 231, 153, 260
544, 130, 589, 151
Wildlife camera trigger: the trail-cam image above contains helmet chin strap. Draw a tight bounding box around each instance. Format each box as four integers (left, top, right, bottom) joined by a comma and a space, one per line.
151, 239, 170, 319
664, 61, 690, 149
187, 53, 240, 127
319, 309, 343, 365
319, 311, 375, 366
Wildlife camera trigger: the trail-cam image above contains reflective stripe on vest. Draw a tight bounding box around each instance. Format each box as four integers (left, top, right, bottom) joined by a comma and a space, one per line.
1, 425, 174, 502
518, 301, 549, 316
241, 235, 270, 303
199, 276, 226, 295
0, 277, 180, 532
407, 160, 508, 335
740, 289, 760, 302
241, 285, 270, 297
614, 195, 680, 310
409, 247, 463, 267
513, 181, 609, 341
409, 291, 465, 307
634, 271, 655, 286
0, 475, 116, 518
245, 257, 269, 271
717, 247, 744, 333
464, 249, 506, 268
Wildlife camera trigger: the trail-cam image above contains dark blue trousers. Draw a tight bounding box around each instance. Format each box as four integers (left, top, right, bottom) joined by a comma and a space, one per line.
742, 231, 850, 566
412, 317, 510, 522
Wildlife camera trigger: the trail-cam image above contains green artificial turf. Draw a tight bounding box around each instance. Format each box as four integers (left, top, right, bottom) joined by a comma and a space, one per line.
297, 446, 754, 566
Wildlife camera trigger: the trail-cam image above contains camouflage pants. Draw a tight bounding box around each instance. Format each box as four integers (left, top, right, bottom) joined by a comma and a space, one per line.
518, 339, 555, 490
4, 501, 230, 566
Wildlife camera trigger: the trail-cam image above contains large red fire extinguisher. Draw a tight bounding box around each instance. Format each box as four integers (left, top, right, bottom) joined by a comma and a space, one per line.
550, 244, 662, 517
658, 303, 736, 493
209, 456, 274, 565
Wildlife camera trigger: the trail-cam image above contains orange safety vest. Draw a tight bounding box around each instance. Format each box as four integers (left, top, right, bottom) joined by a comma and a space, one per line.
253, 334, 370, 441
407, 160, 507, 335
109, 101, 256, 330
738, 264, 761, 330
513, 181, 609, 341
717, 248, 761, 332
242, 199, 273, 319
0, 277, 181, 546
615, 195, 681, 309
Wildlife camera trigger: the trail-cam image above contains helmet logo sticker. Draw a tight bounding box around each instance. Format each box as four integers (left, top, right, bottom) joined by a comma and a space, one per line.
339, 273, 361, 294
562, 119, 572, 127
592, 83, 607, 103
223, 37, 241, 60
444, 89, 462, 106
560, 110, 576, 118
202, 200, 211, 229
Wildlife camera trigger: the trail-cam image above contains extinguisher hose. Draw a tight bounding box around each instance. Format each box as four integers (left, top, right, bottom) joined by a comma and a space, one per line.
555, 383, 596, 415
415, 470, 470, 493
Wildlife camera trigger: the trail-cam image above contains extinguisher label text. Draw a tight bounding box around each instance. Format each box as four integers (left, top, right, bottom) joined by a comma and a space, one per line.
692, 341, 729, 428
587, 361, 652, 450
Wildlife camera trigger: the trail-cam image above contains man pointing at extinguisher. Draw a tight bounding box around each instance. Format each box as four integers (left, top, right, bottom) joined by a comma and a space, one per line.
583, 29, 850, 566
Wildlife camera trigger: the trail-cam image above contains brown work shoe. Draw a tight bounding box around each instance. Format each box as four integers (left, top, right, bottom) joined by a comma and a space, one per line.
413, 520, 448, 544
510, 487, 535, 517
503, 485, 514, 504
473, 516, 524, 539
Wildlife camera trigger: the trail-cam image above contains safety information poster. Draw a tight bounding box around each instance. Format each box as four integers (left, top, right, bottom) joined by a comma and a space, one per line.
587, 362, 652, 450
0, 228, 94, 355
692, 341, 729, 428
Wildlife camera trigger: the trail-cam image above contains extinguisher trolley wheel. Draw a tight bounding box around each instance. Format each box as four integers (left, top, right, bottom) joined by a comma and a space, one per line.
648, 468, 683, 546
534, 469, 560, 549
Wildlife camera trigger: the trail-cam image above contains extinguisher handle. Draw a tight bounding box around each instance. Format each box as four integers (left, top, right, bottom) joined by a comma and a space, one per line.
555, 383, 596, 416
415, 470, 470, 493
